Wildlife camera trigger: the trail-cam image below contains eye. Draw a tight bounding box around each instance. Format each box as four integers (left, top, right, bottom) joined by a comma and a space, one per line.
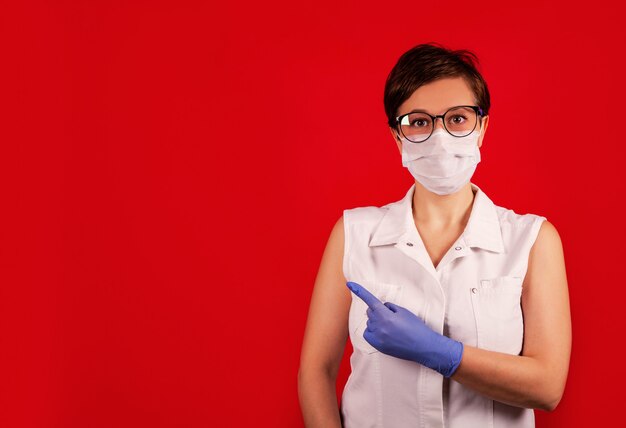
410, 119, 429, 127
448, 114, 467, 125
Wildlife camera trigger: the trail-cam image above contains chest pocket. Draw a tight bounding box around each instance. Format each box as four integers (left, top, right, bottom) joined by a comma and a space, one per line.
348, 280, 403, 355
469, 275, 525, 355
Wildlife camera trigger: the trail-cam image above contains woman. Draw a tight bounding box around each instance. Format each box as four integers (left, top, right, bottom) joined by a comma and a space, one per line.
298, 43, 571, 428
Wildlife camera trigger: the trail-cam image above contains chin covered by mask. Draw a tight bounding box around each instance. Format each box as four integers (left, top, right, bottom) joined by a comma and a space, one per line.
401, 128, 482, 195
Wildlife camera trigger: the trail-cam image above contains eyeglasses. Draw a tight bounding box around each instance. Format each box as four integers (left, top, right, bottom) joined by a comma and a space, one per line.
394, 105, 485, 143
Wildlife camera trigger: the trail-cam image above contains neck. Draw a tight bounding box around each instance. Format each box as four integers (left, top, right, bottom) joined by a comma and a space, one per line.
411, 181, 476, 228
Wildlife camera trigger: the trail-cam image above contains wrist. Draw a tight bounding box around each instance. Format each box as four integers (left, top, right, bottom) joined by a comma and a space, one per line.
423, 333, 464, 378
443, 339, 464, 378
438, 336, 464, 378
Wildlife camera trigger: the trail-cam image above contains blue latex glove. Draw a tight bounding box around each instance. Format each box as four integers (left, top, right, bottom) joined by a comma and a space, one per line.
347, 281, 464, 378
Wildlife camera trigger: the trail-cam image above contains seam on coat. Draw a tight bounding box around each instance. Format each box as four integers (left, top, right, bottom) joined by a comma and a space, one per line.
419, 301, 431, 428
374, 353, 383, 427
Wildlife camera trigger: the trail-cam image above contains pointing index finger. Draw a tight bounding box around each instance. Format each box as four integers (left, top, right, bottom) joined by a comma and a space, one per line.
346, 281, 387, 312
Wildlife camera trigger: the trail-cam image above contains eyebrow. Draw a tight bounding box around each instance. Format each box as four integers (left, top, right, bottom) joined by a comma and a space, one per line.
400, 105, 473, 116
404, 108, 431, 115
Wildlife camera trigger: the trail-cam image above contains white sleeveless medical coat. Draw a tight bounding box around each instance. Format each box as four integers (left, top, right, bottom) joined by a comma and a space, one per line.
340, 182, 546, 428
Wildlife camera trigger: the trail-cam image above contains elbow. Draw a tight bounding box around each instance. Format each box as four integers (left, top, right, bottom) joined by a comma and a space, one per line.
533, 361, 568, 412
299, 361, 339, 382
297, 366, 309, 382
297, 365, 326, 388
297, 366, 307, 387
538, 394, 562, 412
536, 384, 565, 412
297, 367, 308, 399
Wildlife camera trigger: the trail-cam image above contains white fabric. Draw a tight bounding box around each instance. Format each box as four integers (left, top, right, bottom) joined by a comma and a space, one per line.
401, 128, 481, 195
340, 181, 546, 428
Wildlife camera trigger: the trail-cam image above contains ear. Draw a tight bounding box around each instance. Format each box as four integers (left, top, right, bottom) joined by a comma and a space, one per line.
390, 127, 402, 155
477, 115, 489, 149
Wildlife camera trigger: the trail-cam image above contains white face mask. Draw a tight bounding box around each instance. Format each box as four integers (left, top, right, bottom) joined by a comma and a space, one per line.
400, 127, 482, 195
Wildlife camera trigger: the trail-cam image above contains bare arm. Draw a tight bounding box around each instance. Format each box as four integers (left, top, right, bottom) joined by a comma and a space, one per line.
451, 220, 572, 411
298, 216, 351, 428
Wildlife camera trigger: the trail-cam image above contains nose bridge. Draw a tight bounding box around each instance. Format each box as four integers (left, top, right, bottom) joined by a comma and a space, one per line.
433, 114, 445, 131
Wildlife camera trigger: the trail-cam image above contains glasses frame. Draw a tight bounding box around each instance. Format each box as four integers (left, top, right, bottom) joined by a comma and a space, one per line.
394, 105, 485, 144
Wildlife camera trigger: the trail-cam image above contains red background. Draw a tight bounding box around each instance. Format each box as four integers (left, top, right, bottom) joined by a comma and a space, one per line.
1, 1, 624, 426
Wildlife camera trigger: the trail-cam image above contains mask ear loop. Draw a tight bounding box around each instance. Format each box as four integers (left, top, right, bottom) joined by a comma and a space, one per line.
474, 115, 483, 138
477, 108, 486, 134
393, 128, 402, 143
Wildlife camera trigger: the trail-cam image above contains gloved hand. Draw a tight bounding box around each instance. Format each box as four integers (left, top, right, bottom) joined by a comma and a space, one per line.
347, 281, 464, 378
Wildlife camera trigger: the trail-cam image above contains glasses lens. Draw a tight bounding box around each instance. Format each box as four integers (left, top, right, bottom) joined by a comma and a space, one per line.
444, 107, 477, 137
399, 112, 432, 142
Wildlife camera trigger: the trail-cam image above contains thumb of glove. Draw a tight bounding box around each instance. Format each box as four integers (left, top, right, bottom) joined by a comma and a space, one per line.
383, 301, 400, 312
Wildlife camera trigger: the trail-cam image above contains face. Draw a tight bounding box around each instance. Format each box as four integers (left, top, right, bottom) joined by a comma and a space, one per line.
390, 76, 489, 153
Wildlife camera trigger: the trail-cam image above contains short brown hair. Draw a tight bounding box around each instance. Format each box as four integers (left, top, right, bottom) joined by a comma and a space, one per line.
383, 42, 491, 128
